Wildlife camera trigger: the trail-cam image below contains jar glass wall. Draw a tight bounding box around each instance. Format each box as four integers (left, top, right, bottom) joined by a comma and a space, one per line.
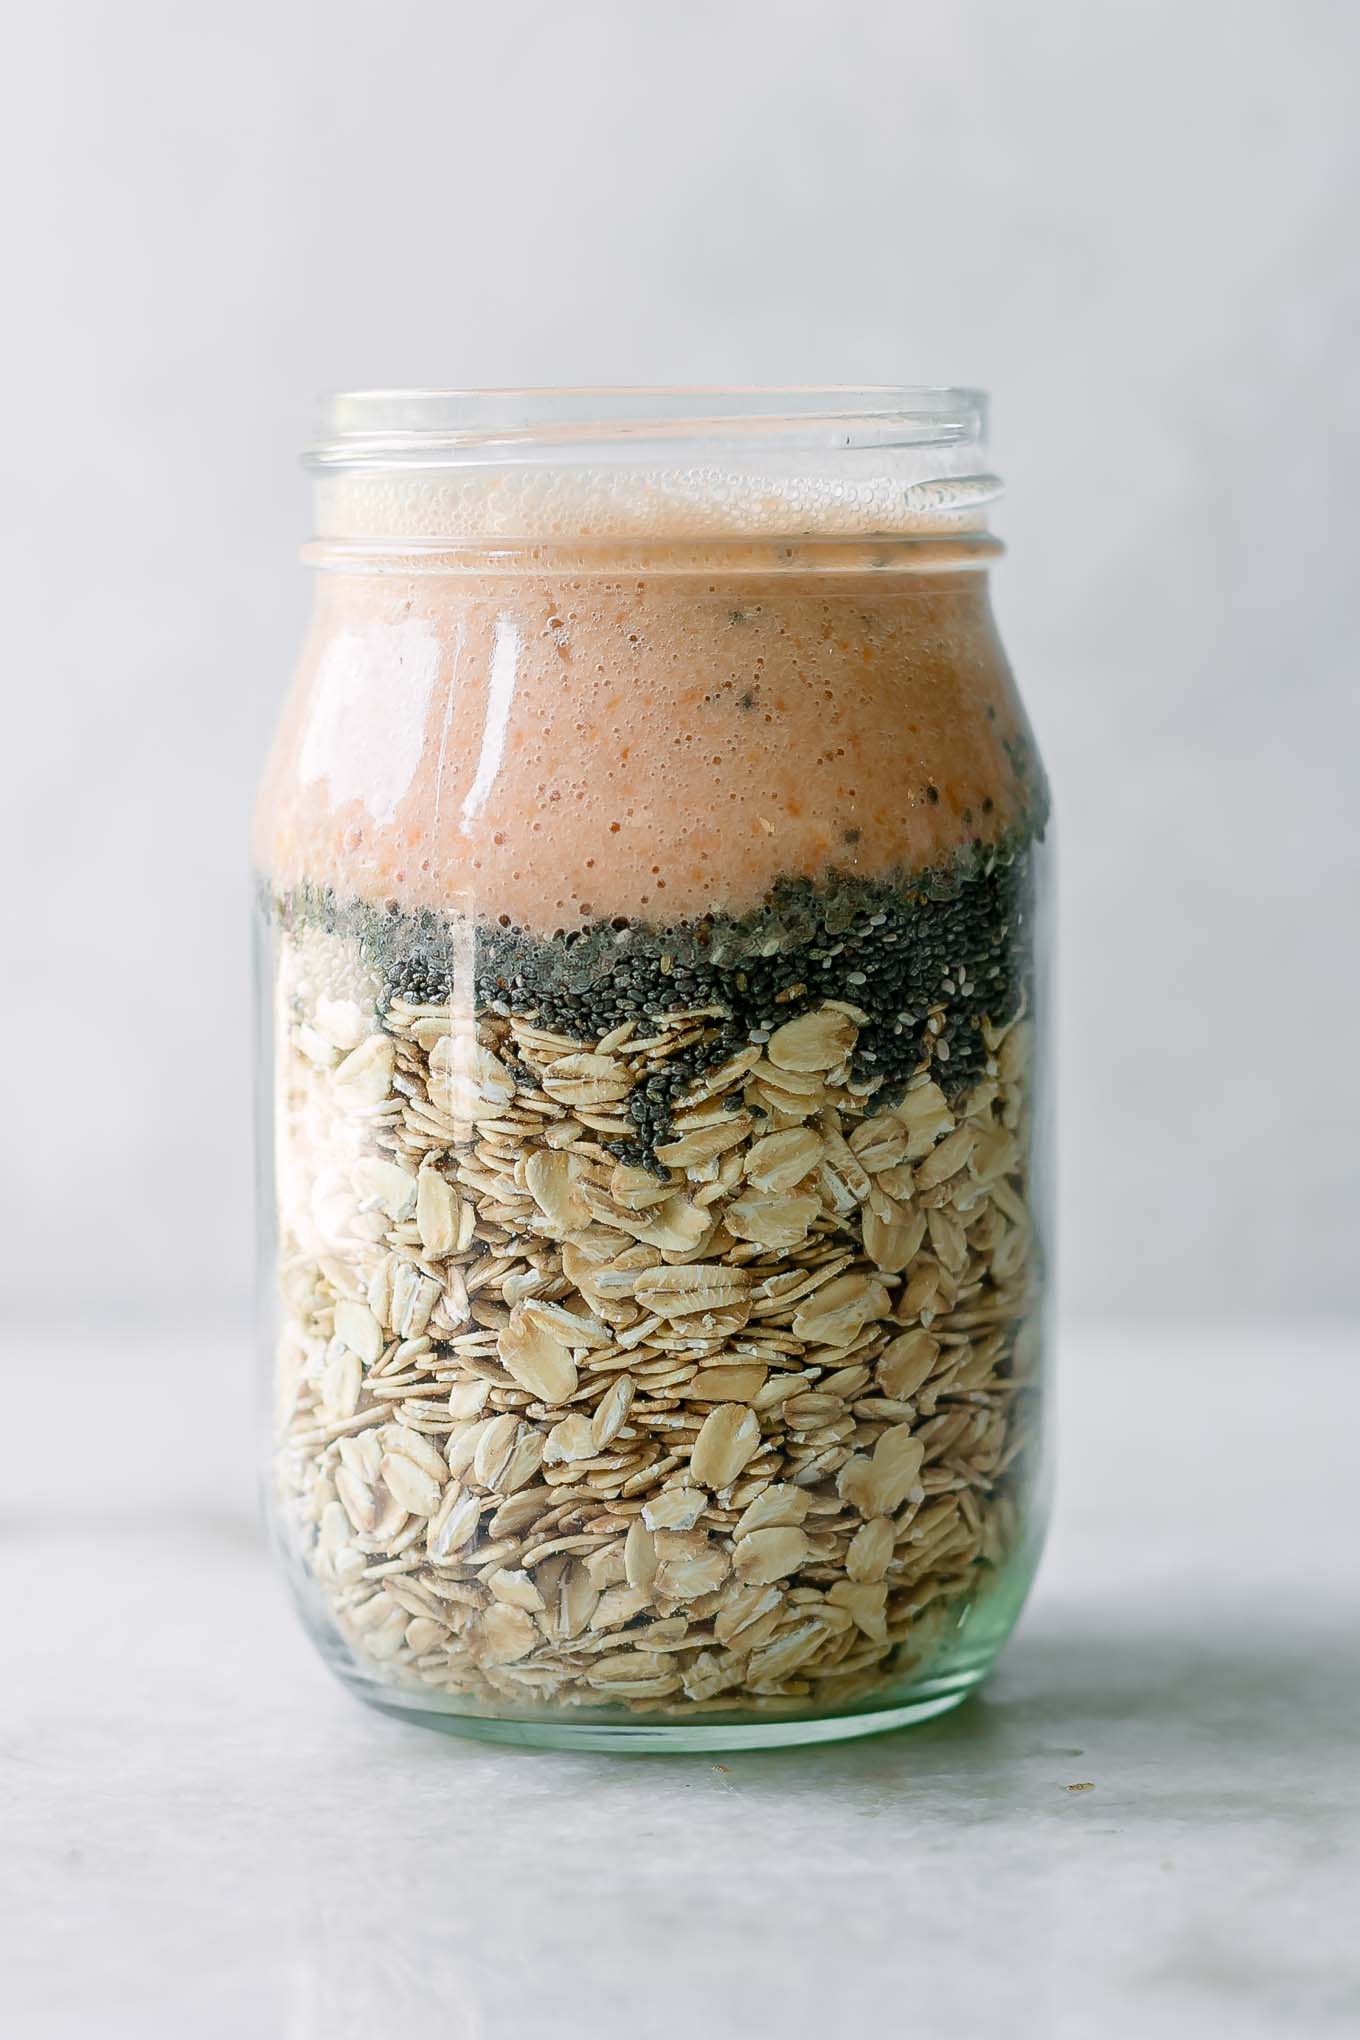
254, 390, 1052, 1750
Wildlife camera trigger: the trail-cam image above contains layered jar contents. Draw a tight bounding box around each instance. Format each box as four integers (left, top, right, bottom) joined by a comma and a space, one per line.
258, 519, 1049, 1730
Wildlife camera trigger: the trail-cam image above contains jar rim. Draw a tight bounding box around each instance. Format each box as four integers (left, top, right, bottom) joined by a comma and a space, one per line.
305, 386, 989, 469
304, 386, 1000, 549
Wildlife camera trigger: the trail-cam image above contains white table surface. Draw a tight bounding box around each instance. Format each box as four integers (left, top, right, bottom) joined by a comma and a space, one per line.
3, 1322, 1356, 2039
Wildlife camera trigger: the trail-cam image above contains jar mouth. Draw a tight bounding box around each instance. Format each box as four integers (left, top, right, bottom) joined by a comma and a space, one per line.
306, 386, 1000, 548
306, 386, 988, 466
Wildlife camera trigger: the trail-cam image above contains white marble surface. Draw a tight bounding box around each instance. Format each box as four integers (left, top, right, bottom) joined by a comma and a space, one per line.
3, 1323, 1356, 2039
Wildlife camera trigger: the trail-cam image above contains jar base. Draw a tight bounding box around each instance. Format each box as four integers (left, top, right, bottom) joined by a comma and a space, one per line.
353, 1663, 987, 1753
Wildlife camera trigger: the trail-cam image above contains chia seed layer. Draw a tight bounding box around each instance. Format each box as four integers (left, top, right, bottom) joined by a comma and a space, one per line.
270, 838, 1038, 1167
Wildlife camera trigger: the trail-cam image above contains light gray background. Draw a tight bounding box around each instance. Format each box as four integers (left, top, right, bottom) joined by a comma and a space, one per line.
3, 0, 1356, 1325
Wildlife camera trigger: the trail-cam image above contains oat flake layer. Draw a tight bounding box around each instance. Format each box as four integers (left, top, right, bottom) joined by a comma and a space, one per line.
269, 864, 1042, 1720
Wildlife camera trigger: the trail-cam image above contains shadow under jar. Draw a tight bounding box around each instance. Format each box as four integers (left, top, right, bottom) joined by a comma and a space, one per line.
254, 388, 1053, 1750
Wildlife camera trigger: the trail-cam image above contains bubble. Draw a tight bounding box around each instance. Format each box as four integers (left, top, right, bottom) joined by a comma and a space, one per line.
318, 454, 993, 545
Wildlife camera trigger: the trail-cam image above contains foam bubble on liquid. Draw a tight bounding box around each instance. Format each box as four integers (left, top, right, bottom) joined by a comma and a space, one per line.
317, 456, 999, 545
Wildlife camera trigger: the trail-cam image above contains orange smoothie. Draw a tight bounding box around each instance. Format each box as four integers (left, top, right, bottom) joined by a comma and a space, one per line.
255, 547, 1040, 931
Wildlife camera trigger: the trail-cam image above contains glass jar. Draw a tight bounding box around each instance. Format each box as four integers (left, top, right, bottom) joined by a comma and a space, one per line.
254, 388, 1051, 1750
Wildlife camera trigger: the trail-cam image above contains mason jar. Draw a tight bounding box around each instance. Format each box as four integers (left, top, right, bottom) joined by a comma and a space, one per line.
254, 388, 1052, 1750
